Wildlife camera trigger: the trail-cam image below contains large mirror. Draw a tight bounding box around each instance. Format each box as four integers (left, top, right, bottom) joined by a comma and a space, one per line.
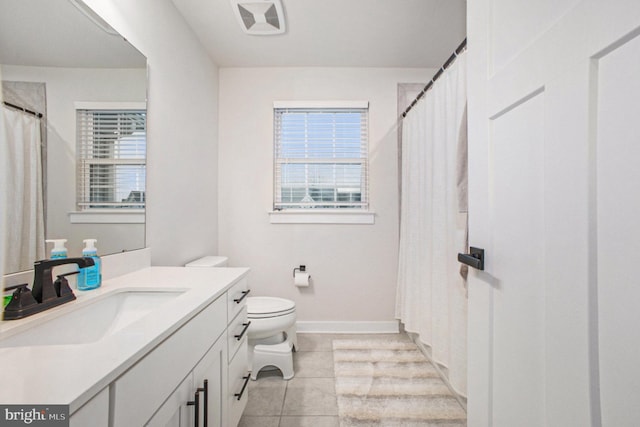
1, 0, 147, 274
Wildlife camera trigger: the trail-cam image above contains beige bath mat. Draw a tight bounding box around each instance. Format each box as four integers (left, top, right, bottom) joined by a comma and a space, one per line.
332, 339, 466, 427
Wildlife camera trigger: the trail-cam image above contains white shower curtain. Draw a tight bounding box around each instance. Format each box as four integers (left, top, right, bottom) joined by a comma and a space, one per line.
2, 105, 45, 272
396, 51, 468, 396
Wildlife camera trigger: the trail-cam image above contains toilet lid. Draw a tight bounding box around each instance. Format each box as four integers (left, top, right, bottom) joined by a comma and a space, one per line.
247, 296, 295, 316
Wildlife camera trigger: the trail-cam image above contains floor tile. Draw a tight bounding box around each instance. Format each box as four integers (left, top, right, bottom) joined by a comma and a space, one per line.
237, 415, 280, 427
297, 333, 410, 351
279, 415, 340, 427
295, 334, 336, 351
244, 376, 287, 416
293, 350, 335, 378
282, 377, 338, 416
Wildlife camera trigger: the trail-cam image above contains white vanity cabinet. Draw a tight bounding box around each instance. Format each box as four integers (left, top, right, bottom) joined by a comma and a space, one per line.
108, 276, 250, 427
0, 267, 252, 427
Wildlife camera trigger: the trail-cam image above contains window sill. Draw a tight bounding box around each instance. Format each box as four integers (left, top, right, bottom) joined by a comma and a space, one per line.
269, 210, 375, 224
69, 210, 145, 224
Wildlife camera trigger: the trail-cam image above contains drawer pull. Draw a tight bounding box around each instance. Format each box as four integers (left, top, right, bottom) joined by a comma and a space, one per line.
234, 373, 251, 401
234, 321, 251, 341
202, 379, 208, 427
233, 289, 251, 304
187, 390, 200, 427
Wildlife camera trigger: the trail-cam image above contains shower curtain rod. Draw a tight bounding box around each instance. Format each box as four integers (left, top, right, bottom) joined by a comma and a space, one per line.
3, 101, 43, 118
401, 37, 467, 118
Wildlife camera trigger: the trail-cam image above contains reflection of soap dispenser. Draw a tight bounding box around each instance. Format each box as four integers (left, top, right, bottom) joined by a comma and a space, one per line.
46, 240, 72, 286
77, 239, 102, 290
45, 239, 68, 259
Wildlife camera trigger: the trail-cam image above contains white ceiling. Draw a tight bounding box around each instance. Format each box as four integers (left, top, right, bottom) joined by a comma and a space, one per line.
171, 0, 467, 68
0, 0, 145, 68
0, 0, 466, 69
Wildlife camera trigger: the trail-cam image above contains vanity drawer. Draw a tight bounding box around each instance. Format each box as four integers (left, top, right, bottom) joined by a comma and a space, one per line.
227, 307, 248, 361
226, 277, 249, 323
111, 296, 226, 427
227, 343, 249, 427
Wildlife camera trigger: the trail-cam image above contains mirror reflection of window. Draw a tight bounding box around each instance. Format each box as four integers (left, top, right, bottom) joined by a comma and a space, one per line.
76, 107, 146, 210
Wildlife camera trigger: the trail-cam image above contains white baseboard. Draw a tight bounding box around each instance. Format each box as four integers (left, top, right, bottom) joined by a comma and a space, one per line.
296, 320, 400, 334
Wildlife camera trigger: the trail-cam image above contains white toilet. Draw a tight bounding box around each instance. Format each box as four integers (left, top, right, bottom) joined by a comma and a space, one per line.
185, 256, 297, 380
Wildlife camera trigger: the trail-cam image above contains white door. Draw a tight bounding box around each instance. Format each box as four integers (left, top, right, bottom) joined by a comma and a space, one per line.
467, 1, 640, 426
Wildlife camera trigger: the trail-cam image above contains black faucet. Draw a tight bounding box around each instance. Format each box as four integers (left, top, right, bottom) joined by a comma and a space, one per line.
3, 257, 95, 320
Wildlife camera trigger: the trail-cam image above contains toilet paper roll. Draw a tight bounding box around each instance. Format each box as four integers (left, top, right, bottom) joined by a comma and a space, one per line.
294, 272, 310, 287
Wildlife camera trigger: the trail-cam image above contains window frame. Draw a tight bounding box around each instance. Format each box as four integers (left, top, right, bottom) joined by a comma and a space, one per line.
270, 101, 374, 224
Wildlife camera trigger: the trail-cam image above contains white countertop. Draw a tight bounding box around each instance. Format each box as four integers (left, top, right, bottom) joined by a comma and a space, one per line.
0, 266, 249, 413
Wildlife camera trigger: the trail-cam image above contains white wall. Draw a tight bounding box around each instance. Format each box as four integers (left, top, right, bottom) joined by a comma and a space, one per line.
83, 0, 220, 266
1, 65, 146, 259
218, 67, 432, 323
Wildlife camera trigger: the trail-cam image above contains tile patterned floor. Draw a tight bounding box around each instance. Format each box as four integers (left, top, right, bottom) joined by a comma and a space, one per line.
238, 333, 424, 427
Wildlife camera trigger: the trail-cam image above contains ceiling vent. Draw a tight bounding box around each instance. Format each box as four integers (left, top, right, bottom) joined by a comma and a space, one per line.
230, 0, 286, 35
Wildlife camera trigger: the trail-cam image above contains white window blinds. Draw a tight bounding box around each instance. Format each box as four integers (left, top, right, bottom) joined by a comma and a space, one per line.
76, 109, 146, 209
274, 105, 369, 210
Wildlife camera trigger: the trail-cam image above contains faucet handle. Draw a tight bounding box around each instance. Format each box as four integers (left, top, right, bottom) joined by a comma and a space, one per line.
3, 284, 38, 320
54, 271, 80, 299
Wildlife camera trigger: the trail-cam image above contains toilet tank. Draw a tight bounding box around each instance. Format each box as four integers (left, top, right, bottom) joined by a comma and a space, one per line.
185, 256, 228, 267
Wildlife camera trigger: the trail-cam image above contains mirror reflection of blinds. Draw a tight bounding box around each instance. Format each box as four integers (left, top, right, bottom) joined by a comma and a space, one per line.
76, 109, 146, 209
274, 107, 368, 210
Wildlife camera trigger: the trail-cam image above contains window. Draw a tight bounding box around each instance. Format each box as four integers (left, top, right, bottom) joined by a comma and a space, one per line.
273, 102, 369, 211
76, 104, 146, 210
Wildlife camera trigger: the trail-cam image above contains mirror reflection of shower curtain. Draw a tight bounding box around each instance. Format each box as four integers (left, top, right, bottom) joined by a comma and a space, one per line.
2, 105, 45, 272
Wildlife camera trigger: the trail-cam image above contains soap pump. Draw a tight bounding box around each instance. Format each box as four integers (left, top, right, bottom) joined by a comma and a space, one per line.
45, 239, 68, 259
77, 239, 102, 290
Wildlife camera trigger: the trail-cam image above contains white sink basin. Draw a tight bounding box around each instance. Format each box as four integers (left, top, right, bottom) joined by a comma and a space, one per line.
0, 289, 186, 348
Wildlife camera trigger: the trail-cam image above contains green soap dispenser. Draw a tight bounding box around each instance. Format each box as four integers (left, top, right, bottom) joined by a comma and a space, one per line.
78, 239, 102, 290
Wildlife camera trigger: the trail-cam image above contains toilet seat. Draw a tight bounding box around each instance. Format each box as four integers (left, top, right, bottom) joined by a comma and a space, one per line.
248, 308, 295, 319
247, 296, 295, 318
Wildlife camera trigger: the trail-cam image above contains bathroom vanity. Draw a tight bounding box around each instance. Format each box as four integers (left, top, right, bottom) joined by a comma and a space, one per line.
0, 266, 250, 427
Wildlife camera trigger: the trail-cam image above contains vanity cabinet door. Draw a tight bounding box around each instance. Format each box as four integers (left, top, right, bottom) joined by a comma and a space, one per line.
147, 337, 228, 427
146, 374, 193, 427
192, 337, 228, 427
70, 387, 109, 427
